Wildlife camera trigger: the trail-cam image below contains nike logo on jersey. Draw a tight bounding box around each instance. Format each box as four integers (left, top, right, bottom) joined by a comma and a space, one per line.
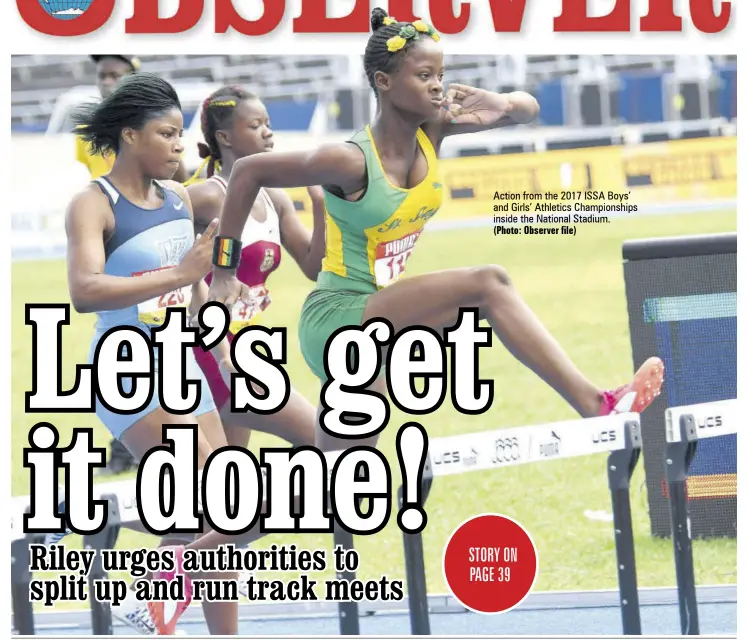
174, 201, 184, 210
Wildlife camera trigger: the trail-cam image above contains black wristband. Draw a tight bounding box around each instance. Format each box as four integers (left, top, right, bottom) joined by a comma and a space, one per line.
212, 236, 242, 269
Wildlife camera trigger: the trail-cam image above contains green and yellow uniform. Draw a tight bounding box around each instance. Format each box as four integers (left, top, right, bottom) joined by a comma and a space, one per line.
298, 125, 443, 382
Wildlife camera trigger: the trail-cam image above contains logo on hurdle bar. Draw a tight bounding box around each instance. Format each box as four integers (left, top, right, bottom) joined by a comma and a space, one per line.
462, 448, 479, 467
592, 429, 617, 445
433, 450, 461, 466
491, 436, 521, 464
697, 415, 723, 430
538, 431, 561, 458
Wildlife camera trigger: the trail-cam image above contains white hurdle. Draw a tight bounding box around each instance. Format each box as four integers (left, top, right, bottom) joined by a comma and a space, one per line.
399, 411, 644, 636
11, 413, 644, 635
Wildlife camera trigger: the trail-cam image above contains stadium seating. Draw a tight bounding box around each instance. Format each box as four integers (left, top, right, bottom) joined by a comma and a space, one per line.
11, 54, 737, 133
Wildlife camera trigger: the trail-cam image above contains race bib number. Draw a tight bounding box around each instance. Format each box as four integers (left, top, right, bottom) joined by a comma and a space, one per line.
229, 285, 272, 334
374, 231, 422, 287
133, 267, 191, 326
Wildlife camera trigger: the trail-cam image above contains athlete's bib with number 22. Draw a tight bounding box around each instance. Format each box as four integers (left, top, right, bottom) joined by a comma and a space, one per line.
133, 267, 191, 326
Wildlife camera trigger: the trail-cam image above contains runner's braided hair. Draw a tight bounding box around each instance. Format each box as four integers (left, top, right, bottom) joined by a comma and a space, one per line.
364, 8, 441, 98
187, 85, 258, 182
71, 72, 181, 156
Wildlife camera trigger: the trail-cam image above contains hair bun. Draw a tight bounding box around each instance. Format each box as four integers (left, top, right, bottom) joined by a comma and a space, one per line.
197, 141, 211, 159
370, 7, 389, 31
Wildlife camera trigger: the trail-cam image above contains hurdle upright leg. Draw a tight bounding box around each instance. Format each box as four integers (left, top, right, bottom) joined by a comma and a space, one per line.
84, 494, 121, 636
11, 536, 36, 635
665, 414, 700, 635
398, 479, 433, 636
333, 524, 360, 635
607, 419, 643, 635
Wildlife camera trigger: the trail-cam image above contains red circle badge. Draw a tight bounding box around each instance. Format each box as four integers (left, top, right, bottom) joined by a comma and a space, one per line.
443, 513, 538, 614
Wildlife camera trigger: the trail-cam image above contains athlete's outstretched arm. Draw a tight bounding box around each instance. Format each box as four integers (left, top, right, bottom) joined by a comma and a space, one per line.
269, 186, 327, 281
189, 278, 232, 364
217, 143, 364, 240
65, 187, 218, 313
209, 144, 365, 305
431, 86, 539, 139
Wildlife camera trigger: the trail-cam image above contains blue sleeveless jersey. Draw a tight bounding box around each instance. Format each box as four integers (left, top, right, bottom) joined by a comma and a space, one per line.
85, 176, 216, 438
92, 176, 194, 334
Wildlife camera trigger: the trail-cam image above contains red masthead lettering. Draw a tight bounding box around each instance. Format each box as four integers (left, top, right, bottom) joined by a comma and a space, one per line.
17, 0, 114, 36
13, 0, 733, 35
216, 0, 285, 35
689, 0, 731, 33
126, 0, 203, 33
554, 0, 630, 31
640, 0, 682, 31
432, 0, 471, 34
387, 0, 418, 23
488, 0, 528, 33
294, 0, 368, 32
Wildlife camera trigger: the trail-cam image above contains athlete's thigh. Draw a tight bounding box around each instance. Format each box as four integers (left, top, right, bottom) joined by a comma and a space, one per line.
222, 421, 252, 449
361, 267, 484, 333
222, 388, 316, 448
120, 408, 216, 468
197, 408, 230, 451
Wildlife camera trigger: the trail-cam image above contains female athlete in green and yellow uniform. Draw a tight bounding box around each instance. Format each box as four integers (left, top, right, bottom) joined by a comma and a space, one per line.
298, 124, 442, 381
146, 11, 666, 633
205, 9, 664, 451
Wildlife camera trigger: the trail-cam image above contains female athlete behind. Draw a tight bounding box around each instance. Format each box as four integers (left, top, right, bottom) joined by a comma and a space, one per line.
185, 85, 327, 450
148, 12, 664, 631
65, 72, 239, 636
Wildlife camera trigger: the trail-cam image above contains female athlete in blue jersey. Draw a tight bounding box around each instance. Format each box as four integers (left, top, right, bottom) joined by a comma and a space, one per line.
65, 71, 237, 636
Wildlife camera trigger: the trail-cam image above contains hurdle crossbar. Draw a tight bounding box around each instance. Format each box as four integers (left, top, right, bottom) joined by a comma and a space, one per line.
663, 399, 738, 636
399, 412, 644, 636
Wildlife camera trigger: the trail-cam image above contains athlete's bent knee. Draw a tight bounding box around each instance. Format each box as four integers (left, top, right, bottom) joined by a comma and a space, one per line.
477, 264, 512, 302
